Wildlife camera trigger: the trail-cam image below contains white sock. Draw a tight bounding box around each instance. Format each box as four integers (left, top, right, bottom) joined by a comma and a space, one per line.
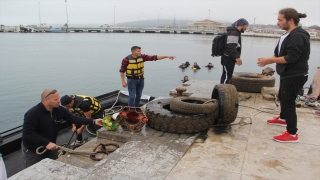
279, 118, 286, 122
290, 134, 296, 137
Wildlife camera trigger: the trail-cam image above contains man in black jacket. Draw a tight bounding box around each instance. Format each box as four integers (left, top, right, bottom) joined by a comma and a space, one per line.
258, 8, 310, 143
60, 94, 104, 142
220, 18, 248, 84
22, 89, 103, 168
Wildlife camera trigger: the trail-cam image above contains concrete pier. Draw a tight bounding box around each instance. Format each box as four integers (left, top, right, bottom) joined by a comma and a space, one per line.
9, 80, 320, 180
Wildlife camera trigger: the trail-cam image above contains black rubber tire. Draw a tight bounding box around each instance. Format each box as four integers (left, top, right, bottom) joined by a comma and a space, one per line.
145, 98, 215, 134
170, 97, 219, 115
230, 72, 275, 93
211, 84, 239, 124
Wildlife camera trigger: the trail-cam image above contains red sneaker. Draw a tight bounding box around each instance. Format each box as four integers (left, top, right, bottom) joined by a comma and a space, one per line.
273, 131, 298, 143
267, 116, 287, 126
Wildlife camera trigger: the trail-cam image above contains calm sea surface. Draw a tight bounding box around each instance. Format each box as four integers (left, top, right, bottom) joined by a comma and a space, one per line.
0, 33, 319, 133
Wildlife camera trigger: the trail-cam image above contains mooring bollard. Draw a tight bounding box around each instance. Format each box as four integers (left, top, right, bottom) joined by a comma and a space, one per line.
176, 87, 186, 97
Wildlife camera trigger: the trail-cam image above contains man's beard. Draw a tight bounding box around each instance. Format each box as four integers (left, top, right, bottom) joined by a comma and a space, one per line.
280, 22, 290, 31
240, 28, 245, 33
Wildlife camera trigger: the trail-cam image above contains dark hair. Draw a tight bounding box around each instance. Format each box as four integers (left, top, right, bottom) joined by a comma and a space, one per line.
279, 8, 307, 26
131, 46, 141, 51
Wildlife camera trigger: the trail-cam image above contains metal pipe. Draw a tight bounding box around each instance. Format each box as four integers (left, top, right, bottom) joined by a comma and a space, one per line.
114, 6, 116, 27
38, 2, 41, 26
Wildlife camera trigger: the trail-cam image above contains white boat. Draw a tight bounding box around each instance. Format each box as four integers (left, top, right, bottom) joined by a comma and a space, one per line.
45, 24, 68, 33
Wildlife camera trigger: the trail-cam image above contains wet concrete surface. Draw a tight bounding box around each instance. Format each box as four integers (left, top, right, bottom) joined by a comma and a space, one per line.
9, 124, 199, 180
165, 85, 320, 180
9, 80, 320, 180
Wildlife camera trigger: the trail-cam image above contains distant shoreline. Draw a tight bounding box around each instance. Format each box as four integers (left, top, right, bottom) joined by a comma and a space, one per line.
242, 32, 320, 41
1, 25, 319, 41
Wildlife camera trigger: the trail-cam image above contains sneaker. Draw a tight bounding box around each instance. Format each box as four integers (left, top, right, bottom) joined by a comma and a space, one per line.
273, 131, 298, 143
315, 110, 320, 116
75, 140, 85, 146
267, 116, 287, 126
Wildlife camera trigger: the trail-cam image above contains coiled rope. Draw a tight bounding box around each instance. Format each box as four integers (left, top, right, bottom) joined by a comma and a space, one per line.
36, 143, 119, 161
203, 99, 219, 104
213, 104, 280, 127
36, 145, 96, 155
104, 90, 123, 116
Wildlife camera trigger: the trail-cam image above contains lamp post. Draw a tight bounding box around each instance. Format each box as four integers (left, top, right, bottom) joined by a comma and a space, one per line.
114, 6, 116, 27
157, 8, 162, 27
208, 9, 211, 20
38, 2, 41, 26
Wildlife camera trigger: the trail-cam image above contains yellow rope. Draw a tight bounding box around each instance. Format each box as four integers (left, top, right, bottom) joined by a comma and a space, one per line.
203, 99, 218, 104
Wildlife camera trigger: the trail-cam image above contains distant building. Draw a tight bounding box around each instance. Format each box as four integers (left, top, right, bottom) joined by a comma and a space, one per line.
307, 29, 320, 37
187, 19, 226, 31
273, 29, 286, 34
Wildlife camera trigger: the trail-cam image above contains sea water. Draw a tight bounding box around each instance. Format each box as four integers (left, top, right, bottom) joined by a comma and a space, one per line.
0, 33, 319, 132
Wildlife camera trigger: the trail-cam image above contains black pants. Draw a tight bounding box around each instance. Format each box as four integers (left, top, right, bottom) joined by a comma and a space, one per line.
21, 143, 58, 169
278, 75, 308, 135
220, 54, 236, 84
75, 109, 104, 140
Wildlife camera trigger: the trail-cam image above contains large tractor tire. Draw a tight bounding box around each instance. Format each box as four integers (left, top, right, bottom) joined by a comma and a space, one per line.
211, 84, 239, 124
145, 98, 215, 134
170, 97, 219, 115
230, 72, 275, 93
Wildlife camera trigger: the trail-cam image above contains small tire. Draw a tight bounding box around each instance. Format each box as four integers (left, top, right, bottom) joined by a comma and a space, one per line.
230, 72, 275, 93
145, 98, 214, 134
211, 84, 239, 124
170, 97, 219, 115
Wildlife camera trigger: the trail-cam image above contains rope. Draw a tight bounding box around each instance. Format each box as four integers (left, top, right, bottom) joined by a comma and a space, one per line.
104, 90, 123, 116
104, 106, 123, 116
239, 104, 280, 115
36, 143, 120, 161
213, 104, 280, 127
203, 99, 218, 104
213, 116, 252, 127
36, 145, 97, 155
270, 94, 279, 107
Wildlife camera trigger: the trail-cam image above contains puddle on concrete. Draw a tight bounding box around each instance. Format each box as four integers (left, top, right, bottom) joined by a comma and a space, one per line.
260, 159, 286, 172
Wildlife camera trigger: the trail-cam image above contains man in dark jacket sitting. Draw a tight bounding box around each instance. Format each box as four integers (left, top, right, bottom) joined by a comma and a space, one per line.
22, 89, 103, 168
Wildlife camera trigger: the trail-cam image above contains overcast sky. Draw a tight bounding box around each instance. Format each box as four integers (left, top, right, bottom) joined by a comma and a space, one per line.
1, 0, 319, 26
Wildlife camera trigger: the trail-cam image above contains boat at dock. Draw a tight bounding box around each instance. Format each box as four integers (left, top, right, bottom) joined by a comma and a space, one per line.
45, 23, 68, 33
0, 90, 155, 177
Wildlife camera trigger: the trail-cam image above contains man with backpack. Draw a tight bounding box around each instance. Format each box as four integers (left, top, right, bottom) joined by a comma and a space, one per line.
220, 18, 248, 84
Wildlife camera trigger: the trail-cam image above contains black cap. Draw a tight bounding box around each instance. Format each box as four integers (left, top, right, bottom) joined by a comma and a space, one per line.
60, 95, 72, 106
